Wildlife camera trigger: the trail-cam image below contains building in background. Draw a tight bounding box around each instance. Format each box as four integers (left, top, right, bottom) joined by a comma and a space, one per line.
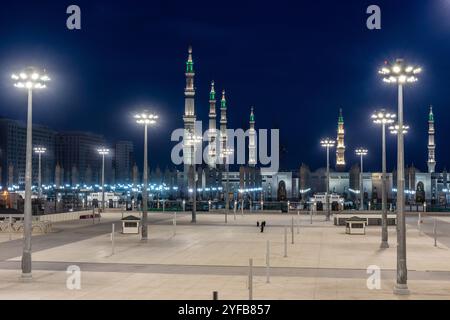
56, 132, 107, 185
0, 118, 56, 187
115, 141, 134, 184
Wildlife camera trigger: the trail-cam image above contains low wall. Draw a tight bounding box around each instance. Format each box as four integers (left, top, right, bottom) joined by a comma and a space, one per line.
36, 210, 93, 223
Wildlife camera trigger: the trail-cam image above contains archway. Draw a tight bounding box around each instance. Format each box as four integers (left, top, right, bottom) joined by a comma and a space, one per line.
416, 181, 425, 203
277, 181, 287, 201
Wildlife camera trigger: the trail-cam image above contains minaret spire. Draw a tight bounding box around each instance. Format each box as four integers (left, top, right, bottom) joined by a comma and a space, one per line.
336, 108, 346, 171
220, 90, 228, 165
183, 45, 196, 176
428, 105, 436, 173
207, 81, 217, 168
249, 107, 257, 167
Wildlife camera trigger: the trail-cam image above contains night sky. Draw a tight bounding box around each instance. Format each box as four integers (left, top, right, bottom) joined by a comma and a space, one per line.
1, 0, 450, 173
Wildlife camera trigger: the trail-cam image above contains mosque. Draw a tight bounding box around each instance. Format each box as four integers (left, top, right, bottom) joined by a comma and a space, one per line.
179, 47, 448, 207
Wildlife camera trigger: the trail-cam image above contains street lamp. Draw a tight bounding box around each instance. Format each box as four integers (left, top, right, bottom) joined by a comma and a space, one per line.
184, 133, 202, 223
372, 110, 396, 249
320, 138, 335, 221
221, 148, 234, 213
12, 67, 50, 279
134, 111, 158, 240
380, 59, 421, 295
33, 147, 47, 199
355, 148, 368, 211
97, 148, 109, 213
389, 124, 409, 135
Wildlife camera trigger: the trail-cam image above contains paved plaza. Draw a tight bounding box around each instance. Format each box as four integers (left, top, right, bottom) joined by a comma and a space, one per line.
0, 212, 450, 300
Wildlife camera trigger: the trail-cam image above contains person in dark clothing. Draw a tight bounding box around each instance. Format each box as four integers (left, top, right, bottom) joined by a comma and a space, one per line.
257, 221, 260, 227
261, 221, 266, 233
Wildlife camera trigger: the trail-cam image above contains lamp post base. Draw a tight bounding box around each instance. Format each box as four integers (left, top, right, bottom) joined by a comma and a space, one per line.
20, 273, 33, 282
380, 241, 389, 249
393, 283, 410, 295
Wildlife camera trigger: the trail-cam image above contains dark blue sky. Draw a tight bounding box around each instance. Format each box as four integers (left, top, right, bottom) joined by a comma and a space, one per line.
1, 0, 450, 172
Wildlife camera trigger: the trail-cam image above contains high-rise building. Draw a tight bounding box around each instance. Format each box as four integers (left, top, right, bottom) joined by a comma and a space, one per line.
207, 81, 217, 168
248, 107, 257, 167
336, 108, 346, 171
56, 132, 107, 185
0, 118, 56, 187
428, 105, 436, 173
115, 141, 134, 183
183, 46, 196, 176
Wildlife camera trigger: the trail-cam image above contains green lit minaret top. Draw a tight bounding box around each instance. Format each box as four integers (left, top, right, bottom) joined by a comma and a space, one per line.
250, 107, 255, 123
221, 90, 227, 109
186, 46, 194, 73
210, 81, 215, 101
429, 105, 434, 122
338, 108, 344, 124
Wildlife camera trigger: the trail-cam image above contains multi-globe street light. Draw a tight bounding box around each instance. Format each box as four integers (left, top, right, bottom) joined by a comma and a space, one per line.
372, 110, 396, 248
389, 124, 410, 135
320, 138, 335, 221
97, 148, 110, 213
134, 111, 158, 240
355, 148, 368, 211
33, 147, 47, 199
379, 58, 421, 295
184, 133, 202, 223
12, 67, 50, 279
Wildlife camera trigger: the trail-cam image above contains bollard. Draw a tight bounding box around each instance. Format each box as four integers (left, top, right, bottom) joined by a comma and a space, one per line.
241, 200, 244, 216
297, 211, 300, 234
225, 210, 228, 224
284, 227, 288, 257
310, 207, 313, 224
266, 240, 270, 283
173, 215, 176, 237
213, 291, 219, 300
418, 212, 421, 235
248, 258, 253, 300
291, 217, 294, 244
111, 223, 115, 255
92, 207, 95, 224
9, 215, 13, 241
434, 218, 437, 247
163, 200, 165, 212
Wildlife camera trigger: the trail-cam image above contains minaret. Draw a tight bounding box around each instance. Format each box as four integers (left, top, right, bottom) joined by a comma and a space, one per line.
428, 105, 436, 173
207, 81, 217, 168
220, 90, 228, 165
183, 46, 196, 175
336, 108, 346, 171
249, 107, 257, 167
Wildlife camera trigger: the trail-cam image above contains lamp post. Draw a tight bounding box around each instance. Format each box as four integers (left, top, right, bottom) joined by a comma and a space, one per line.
372, 110, 396, 249
184, 134, 202, 223
12, 67, 50, 279
134, 111, 158, 240
320, 138, 335, 221
355, 148, 368, 211
97, 148, 110, 213
380, 59, 421, 295
33, 147, 47, 199
221, 148, 234, 212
